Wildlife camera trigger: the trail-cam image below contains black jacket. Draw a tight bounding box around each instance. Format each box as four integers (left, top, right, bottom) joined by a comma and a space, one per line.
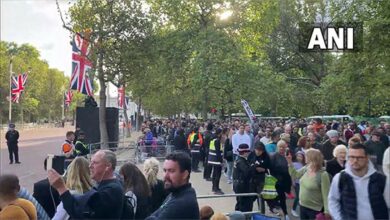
33, 178, 61, 218
233, 156, 255, 193
5, 130, 19, 146
325, 158, 345, 177
320, 140, 345, 161
145, 183, 199, 220
270, 153, 292, 193
173, 134, 187, 151
60, 178, 124, 219
223, 138, 233, 162
248, 151, 271, 183
149, 179, 167, 213
135, 193, 151, 219
365, 140, 387, 165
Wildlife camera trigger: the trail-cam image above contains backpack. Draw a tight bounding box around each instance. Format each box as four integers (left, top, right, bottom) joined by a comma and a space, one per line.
121, 194, 136, 220
261, 171, 278, 200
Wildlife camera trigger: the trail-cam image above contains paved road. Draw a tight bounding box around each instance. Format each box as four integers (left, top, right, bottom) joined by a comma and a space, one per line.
1, 135, 64, 192
0, 127, 293, 218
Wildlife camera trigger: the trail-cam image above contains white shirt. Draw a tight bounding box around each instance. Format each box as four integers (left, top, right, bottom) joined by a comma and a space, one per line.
232, 133, 251, 155
260, 136, 271, 145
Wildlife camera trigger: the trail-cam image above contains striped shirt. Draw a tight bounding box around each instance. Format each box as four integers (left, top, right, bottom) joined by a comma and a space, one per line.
18, 187, 50, 220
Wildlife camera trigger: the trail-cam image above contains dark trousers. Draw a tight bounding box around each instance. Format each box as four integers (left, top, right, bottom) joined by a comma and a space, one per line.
203, 162, 212, 179
300, 205, 321, 220
265, 184, 287, 215
293, 183, 300, 210
250, 179, 265, 213
211, 165, 222, 190
191, 152, 200, 170
7, 144, 19, 163
234, 183, 253, 212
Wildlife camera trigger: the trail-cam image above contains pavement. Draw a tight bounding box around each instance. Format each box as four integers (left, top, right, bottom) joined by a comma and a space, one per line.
0, 126, 297, 219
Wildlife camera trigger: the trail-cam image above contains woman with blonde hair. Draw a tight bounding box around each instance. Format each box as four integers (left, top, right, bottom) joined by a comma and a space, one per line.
52, 157, 93, 220
287, 149, 331, 220
143, 157, 167, 213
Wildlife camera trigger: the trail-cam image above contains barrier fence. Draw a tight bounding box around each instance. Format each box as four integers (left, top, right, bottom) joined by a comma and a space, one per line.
197, 193, 276, 219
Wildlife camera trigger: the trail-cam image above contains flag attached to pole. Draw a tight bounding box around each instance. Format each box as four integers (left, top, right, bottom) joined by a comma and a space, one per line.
241, 99, 257, 124
70, 32, 93, 96
118, 86, 125, 108
64, 90, 73, 107
11, 73, 28, 103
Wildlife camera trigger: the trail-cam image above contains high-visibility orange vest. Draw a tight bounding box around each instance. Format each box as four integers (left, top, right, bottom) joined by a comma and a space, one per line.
62, 141, 73, 153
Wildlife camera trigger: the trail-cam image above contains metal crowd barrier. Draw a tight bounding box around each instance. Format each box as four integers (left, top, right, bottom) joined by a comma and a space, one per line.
86, 141, 138, 164
197, 192, 268, 217
135, 143, 174, 163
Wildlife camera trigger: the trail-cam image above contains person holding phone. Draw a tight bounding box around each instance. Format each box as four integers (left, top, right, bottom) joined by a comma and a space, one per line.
287, 149, 332, 220
267, 140, 292, 220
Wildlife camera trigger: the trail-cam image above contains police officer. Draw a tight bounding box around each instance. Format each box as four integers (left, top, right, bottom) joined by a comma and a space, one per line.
203, 123, 214, 181
5, 123, 20, 164
208, 128, 224, 194
74, 131, 89, 157
233, 143, 255, 212
188, 127, 203, 172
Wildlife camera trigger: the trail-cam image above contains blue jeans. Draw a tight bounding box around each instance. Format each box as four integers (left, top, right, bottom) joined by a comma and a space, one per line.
226, 161, 233, 180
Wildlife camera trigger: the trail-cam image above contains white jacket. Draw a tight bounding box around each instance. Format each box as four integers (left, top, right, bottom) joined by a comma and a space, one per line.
328, 161, 387, 220
383, 147, 390, 214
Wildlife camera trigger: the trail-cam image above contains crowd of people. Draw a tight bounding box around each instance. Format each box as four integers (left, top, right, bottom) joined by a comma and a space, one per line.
1, 117, 390, 220
138, 118, 390, 220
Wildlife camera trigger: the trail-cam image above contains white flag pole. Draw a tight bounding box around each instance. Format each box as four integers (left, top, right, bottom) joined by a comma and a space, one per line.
8, 58, 13, 124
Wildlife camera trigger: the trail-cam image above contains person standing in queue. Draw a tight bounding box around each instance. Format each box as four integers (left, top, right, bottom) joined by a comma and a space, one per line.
146, 152, 199, 219
73, 131, 89, 157
203, 123, 215, 181
5, 123, 20, 164
188, 127, 204, 172
267, 140, 292, 220
248, 141, 270, 208
233, 143, 255, 212
48, 150, 124, 219
208, 128, 224, 195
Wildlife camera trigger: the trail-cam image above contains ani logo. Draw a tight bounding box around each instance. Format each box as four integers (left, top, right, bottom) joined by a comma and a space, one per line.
299, 22, 363, 52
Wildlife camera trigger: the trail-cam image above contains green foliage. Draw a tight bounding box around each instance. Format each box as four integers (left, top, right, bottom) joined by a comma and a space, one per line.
2, 0, 389, 121
0, 41, 72, 122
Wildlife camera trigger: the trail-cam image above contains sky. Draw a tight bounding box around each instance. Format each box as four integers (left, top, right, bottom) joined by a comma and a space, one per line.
1, 0, 73, 76
1, 0, 120, 97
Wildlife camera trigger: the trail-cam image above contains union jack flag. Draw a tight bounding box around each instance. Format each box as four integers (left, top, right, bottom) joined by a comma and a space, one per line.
64, 90, 73, 107
11, 73, 28, 103
70, 33, 93, 96
118, 86, 131, 109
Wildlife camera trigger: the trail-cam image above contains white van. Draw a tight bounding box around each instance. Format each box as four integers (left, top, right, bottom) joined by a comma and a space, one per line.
307, 115, 354, 122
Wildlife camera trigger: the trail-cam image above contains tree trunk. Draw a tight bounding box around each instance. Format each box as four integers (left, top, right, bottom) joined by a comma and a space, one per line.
98, 55, 109, 149
136, 98, 141, 131
201, 89, 208, 120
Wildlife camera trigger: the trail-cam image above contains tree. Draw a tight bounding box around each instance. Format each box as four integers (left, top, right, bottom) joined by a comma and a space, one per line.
59, 0, 152, 147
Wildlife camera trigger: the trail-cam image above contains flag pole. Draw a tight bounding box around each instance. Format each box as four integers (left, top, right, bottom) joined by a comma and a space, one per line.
62, 90, 65, 120
8, 58, 13, 124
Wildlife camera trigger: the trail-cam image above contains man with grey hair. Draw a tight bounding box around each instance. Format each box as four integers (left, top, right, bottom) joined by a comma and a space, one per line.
48, 150, 124, 219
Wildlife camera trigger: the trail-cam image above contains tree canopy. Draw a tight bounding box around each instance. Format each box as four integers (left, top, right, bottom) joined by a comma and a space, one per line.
1, 0, 389, 124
